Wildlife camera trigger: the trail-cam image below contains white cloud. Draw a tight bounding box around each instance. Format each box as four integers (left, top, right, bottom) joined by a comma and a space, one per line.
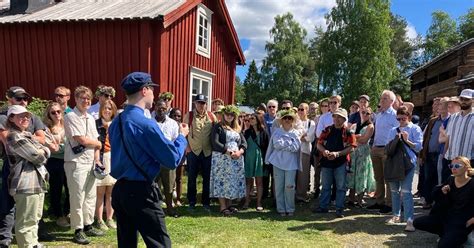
226, 0, 336, 66
405, 22, 418, 40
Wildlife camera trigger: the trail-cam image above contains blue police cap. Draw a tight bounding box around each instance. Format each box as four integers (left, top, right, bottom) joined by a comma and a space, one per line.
121, 72, 158, 94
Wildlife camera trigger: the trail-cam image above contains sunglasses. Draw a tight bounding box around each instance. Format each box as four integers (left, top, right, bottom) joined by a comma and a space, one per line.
268, 106, 276, 109
55, 93, 69, 98
396, 117, 408, 121
298, 108, 305, 111
282, 116, 293, 121
103, 94, 113, 98
361, 111, 371, 116
14, 97, 29, 102
448, 163, 464, 169
50, 110, 61, 115
281, 107, 291, 110
329, 101, 338, 105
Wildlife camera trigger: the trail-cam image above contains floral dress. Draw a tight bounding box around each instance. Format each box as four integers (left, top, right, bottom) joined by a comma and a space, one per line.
346, 125, 376, 194
210, 129, 246, 199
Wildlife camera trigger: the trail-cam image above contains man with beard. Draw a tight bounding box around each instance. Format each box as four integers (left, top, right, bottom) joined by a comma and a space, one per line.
439, 89, 473, 182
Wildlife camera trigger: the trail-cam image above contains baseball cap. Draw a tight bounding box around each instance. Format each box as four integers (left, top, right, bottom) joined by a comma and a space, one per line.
459, 89, 473, 99
332, 108, 348, 121
7, 105, 31, 117
194, 94, 208, 103
359, 95, 370, 101
121, 72, 158, 95
6, 86, 31, 99
351, 100, 360, 107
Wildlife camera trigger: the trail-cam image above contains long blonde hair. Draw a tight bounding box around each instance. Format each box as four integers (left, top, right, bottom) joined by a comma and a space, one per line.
220, 112, 241, 132
43, 102, 64, 129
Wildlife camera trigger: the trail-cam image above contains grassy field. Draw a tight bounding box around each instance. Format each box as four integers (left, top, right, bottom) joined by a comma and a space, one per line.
33, 195, 438, 248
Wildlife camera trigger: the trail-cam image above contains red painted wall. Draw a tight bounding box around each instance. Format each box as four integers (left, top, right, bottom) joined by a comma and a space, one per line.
0, 0, 240, 112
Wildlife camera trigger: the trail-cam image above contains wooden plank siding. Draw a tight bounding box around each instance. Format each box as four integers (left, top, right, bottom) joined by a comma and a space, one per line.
157, 0, 237, 111
411, 42, 474, 109
0, 20, 151, 103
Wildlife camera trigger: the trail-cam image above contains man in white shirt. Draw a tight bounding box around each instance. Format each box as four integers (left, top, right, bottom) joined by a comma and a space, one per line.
316, 95, 342, 138
154, 99, 180, 217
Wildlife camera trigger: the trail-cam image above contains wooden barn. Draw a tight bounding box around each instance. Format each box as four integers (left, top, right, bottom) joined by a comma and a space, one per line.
410, 38, 474, 116
0, 0, 245, 111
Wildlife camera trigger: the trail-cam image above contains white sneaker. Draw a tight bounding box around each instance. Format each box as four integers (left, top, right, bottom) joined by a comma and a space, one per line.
386, 216, 401, 225
405, 219, 416, 232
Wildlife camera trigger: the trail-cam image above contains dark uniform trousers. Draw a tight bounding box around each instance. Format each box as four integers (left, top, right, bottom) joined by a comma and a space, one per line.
112, 179, 171, 248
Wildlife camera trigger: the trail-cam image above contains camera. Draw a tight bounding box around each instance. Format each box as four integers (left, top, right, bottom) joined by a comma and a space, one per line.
71, 144, 86, 154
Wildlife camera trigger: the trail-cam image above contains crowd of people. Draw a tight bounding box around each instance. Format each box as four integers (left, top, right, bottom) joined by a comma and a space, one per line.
0, 73, 472, 247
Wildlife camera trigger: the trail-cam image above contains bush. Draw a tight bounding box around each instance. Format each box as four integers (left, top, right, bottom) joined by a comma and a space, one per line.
0, 97, 50, 117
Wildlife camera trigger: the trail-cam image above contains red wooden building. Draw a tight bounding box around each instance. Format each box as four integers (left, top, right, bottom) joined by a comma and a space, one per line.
0, 0, 245, 110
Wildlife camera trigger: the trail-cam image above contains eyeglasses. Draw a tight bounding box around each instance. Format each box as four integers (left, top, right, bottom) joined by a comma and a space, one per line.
14, 97, 29, 102
268, 106, 276, 109
298, 108, 305, 111
396, 117, 408, 121
281, 107, 291, 110
282, 116, 293, 121
448, 163, 464, 169
50, 110, 61, 115
55, 93, 69, 98
103, 94, 113, 98
329, 101, 338, 105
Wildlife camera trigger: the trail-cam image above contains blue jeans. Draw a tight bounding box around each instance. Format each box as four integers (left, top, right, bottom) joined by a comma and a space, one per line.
273, 167, 296, 213
186, 152, 211, 206
389, 166, 415, 221
319, 165, 346, 210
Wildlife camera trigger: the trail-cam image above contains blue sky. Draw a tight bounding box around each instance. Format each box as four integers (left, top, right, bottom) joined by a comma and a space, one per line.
227, 0, 474, 81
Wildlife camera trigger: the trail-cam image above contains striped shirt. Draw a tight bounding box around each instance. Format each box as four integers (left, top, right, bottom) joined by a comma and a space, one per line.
444, 111, 474, 160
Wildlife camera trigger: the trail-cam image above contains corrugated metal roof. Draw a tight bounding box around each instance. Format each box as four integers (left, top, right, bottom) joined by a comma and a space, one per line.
0, 0, 185, 23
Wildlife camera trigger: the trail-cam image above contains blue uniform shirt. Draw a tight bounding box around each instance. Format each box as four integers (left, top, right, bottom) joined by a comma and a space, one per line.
109, 105, 187, 181
388, 122, 423, 167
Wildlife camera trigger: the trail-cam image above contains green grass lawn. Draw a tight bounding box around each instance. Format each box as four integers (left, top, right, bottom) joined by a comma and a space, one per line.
36, 196, 438, 248
5, 172, 438, 247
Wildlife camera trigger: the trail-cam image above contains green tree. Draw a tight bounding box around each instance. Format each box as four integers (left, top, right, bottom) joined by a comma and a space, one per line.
389, 14, 419, 100
260, 13, 310, 104
242, 60, 262, 106
459, 8, 474, 41
318, 0, 397, 106
424, 11, 460, 61
234, 76, 245, 105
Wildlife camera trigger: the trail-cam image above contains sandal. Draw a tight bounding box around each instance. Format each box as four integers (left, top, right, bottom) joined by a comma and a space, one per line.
228, 206, 239, 213
220, 209, 232, 217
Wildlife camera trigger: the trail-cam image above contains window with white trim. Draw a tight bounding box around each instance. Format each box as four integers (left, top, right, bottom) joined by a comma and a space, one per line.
189, 67, 214, 111
195, 4, 212, 58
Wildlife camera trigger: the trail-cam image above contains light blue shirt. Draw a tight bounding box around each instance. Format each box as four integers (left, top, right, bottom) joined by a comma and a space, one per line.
374, 107, 398, 146
109, 105, 187, 181
388, 122, 423, 167
265, 128, 301, 171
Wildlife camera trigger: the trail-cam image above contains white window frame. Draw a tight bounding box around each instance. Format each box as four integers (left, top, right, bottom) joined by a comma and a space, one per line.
195, 4, 213, 58
189, 67, 215, 111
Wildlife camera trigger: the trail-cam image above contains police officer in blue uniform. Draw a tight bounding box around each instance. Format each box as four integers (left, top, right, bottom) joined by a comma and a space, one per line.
109, 72, 189, 248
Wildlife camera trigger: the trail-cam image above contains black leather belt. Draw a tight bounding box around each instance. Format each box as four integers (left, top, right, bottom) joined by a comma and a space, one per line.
374, 145, 385, 148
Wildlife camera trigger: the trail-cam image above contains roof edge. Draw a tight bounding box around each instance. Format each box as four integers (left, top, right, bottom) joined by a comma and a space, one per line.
410, 38, 474, 78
